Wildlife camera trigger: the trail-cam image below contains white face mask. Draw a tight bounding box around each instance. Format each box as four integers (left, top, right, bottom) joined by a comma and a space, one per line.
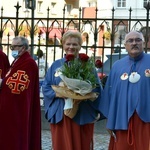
11, 50, 19, 58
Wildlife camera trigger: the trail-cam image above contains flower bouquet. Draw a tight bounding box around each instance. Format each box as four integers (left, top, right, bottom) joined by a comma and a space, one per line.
52, 53, 102, 118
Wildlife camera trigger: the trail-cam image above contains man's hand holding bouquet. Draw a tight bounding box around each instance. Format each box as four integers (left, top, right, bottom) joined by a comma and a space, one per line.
52, 53, 103, 118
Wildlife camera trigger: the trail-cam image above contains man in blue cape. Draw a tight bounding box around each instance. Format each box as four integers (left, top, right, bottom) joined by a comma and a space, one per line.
99, 31, 150, 150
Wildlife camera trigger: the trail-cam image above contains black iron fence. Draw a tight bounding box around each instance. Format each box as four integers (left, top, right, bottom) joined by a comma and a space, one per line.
0, 2, 150, 78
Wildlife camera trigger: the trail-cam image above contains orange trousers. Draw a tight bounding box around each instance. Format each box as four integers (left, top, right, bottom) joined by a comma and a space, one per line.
50, 115, 94, 150
109, 112, 150, 150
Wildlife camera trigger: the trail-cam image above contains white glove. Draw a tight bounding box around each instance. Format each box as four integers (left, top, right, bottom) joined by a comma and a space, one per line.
0, 79, 2, 88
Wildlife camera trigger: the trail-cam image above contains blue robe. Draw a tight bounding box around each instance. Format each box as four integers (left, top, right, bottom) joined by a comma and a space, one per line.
99, 52, 150, 130
42, 57, 102, 125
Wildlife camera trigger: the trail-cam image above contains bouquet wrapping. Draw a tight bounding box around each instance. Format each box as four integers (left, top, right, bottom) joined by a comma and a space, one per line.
52, 53, 103, 118
59, 71, 93, 96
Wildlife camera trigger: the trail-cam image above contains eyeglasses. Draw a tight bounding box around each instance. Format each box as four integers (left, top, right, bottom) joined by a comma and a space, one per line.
10, 45, 23, 50
125, 38, 142, 44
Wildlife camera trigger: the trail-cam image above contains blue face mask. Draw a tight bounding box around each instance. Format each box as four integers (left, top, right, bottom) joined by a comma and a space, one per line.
11, 50, 19, 58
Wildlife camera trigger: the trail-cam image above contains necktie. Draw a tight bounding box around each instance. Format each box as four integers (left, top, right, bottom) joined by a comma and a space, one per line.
131, 61, 136, 72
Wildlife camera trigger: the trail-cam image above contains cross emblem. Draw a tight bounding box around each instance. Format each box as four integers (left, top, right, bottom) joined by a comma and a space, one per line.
6, 70, 30, 94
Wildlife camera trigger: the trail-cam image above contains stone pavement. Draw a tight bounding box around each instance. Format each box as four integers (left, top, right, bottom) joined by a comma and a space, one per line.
42, 130, 110, 150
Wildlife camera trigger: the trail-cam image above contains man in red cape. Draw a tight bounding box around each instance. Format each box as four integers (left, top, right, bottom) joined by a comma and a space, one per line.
0, 36, 41, 150
0, 46, 10, 78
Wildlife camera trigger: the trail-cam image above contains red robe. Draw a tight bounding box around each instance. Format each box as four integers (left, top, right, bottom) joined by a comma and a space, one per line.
0, 52, 41, 150
0, 50, 10, 78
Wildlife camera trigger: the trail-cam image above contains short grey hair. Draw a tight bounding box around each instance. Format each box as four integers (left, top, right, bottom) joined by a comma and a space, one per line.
13, 36, 29, 50
124, 31, 145, 44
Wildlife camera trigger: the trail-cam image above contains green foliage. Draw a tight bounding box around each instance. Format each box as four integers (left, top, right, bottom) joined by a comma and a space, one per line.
61, 54, 97, 87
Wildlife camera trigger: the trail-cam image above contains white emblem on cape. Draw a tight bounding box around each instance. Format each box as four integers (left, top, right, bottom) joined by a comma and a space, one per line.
54, 69, 60, 77
129, 72, 140, 83
145, 69, 150, 77
120, 73, 128, 80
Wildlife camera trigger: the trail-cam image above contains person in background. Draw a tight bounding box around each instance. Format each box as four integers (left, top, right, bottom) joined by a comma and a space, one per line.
0, 44, 10, 79
99, 31, 150, 150
81, 32, 88, 48
28, 46, 38, 60
36, 49, 48, 79
36, 49, 48, 102
0, 36, 41, 150
42, 31, 102, 150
